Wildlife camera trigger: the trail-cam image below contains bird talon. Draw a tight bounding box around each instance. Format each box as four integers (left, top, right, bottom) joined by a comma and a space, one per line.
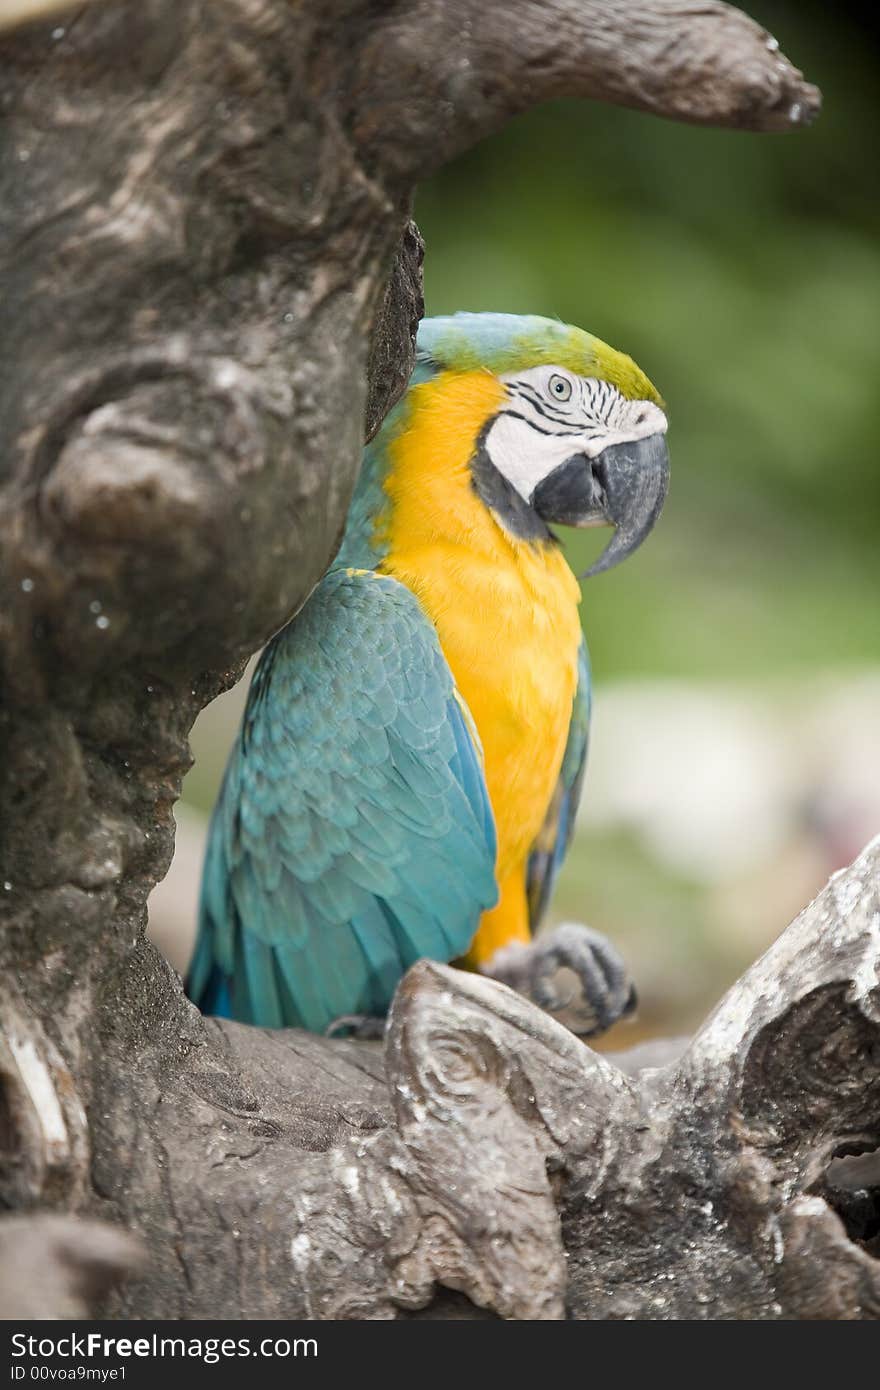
483, 922, 636, 1038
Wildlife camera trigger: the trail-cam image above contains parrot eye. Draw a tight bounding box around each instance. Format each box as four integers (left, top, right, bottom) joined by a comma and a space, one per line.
548, 374, 572, 402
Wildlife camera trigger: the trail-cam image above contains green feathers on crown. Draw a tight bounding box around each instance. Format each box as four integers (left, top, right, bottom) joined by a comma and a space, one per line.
417, 312, 662, 406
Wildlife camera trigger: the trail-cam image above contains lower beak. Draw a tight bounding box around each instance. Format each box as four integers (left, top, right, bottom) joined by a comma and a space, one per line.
530, 433, 670, 577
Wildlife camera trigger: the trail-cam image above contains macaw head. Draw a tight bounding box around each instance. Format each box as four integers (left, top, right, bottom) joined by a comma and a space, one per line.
416, 312, 669, 576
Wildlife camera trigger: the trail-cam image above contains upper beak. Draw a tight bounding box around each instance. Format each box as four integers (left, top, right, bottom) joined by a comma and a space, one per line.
530, 432, 670, 578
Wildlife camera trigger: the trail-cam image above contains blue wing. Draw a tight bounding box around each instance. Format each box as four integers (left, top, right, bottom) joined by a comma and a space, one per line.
187, 568, 498, 1032
526, 639, 591, 928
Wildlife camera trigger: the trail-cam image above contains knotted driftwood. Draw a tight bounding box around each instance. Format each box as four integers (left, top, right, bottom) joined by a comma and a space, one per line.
4, 0, 872, 1324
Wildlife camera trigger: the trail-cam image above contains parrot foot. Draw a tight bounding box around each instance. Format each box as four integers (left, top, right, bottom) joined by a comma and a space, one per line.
325, 1013, 387, 1041
480, 922, 637, 1038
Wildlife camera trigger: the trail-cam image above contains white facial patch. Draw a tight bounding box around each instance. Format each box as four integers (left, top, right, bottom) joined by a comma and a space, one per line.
485, 365, 667, 503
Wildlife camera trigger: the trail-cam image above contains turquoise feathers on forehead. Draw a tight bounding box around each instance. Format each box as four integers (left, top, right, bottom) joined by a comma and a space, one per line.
416, 313, 663, 403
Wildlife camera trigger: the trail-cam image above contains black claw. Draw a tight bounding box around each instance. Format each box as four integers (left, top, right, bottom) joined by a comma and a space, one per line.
522, 924, 635, 1037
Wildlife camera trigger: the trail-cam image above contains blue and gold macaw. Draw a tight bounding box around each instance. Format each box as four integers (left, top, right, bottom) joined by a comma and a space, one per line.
187, 313, 668, 1036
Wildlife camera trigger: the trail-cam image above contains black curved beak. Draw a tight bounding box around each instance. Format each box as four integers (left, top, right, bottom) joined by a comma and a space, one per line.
530, 433, 670, 578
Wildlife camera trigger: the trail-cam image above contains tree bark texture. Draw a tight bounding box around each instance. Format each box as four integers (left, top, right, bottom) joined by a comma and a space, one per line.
1, 1, 860, 1323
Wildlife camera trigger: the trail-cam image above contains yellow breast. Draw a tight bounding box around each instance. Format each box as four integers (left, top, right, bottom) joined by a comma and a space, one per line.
378, 370, 582, 889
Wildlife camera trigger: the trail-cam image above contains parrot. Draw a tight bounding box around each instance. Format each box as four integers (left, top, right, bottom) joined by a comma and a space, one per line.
186, 312, 669, 1037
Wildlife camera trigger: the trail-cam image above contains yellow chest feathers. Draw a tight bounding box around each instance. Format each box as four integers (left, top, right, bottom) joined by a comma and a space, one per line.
378, 370, 583, 882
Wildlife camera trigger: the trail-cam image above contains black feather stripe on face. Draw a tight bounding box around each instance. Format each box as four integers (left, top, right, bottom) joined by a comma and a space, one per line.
469, 420, 555, 543
509, 381, 579, 426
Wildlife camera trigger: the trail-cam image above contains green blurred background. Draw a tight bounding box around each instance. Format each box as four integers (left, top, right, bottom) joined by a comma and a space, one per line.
150, 1, 880, 1046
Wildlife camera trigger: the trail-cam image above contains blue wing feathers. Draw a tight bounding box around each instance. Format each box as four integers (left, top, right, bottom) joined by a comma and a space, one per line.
526, 638, 591, 929
196, 964, 232, 1020
187, 568, 497, 1032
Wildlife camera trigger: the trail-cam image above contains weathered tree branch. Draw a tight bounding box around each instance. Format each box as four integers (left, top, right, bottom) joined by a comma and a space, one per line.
58, 837, 880, 1317
0, 0, 846, 1321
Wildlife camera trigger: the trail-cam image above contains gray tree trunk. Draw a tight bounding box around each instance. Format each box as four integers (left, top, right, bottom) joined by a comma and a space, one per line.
4, 0, 870, 1324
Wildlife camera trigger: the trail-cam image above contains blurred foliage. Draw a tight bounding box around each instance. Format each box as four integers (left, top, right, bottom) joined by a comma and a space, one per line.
416, 1, 880, 681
